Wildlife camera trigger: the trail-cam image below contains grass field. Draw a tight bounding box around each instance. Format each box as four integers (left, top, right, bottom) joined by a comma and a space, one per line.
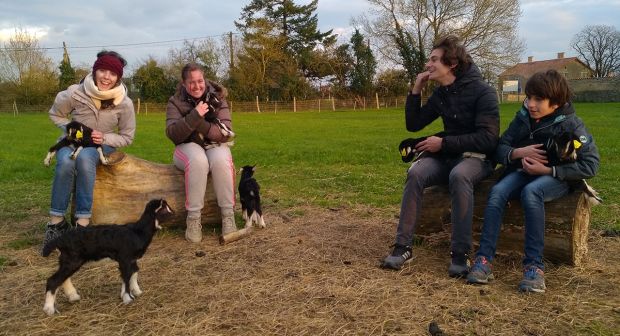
1, 102, 619, 229
0, 103, 619, 335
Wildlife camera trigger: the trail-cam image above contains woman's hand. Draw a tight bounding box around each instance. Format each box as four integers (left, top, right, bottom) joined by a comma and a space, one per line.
91, 130, 104, 145
196, 101, 209, 116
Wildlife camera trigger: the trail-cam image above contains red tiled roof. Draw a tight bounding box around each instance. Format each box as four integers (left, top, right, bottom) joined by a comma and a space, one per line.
499, 57, 591, 77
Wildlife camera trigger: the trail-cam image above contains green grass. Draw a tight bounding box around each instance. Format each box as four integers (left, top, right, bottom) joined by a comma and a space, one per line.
1, 102, 618, 230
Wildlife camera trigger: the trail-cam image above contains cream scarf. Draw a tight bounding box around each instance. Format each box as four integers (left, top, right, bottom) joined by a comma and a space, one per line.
83, 73, 127, 109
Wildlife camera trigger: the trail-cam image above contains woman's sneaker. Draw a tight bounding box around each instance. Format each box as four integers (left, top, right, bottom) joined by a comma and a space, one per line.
467, 256, 494, 284
518, 265, 546, 293
381, 244, 413, 270
41, 219, 69, 255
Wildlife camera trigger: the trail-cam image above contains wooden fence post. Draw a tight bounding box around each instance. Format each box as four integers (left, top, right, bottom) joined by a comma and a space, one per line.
331, 97, 335, 111
375, 93, 379, 109
318, 99, 321, 112
145, 103, 148, 115
12, 100, 18, 116
256, 96, 261, 113
293, 97, 297, 112
137, 98, 141, 114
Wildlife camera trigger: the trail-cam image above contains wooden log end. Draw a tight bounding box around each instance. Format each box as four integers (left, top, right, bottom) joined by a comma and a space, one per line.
219, 227, 253, 245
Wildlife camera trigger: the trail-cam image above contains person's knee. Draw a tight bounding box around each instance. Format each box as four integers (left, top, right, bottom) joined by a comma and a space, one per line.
449, 170, 474, 192
520, 185, 543, 205
186, 154, 209, 172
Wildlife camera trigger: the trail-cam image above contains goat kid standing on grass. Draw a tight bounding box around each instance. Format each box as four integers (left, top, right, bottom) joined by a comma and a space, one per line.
42, 50, 135, 254
42, 199, 174, 316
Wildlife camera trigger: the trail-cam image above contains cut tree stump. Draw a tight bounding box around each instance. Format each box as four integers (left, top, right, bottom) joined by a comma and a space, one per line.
416, 170, 593, 266
89, 151, 220, 227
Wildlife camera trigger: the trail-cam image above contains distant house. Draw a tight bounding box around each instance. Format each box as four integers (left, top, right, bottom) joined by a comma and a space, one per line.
498, 53, 593, 95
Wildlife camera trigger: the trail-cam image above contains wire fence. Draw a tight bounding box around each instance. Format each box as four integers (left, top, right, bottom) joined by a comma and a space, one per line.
0, 95, 410, 115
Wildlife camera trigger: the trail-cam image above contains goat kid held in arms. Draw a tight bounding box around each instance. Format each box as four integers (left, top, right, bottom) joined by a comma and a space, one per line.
43, 50, 135, 253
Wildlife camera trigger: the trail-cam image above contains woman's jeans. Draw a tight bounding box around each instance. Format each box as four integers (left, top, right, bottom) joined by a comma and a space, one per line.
50, 145, 114, 219
476, 171, 570, 270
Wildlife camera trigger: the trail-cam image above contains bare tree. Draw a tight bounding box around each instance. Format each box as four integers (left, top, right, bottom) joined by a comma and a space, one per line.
0, 27, 57, 104
355, 0, 524, 81
571, 25, 620, 78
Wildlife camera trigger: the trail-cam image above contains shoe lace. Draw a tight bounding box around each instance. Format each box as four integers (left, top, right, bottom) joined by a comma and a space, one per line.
471, 257, 489, 272
523, 266, 542, 279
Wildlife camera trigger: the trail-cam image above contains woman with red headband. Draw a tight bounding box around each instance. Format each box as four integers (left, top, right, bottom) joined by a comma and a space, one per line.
43, 50, 136, 251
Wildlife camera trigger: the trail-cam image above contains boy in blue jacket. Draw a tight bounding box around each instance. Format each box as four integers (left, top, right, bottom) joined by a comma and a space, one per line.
467, 70, 600, 292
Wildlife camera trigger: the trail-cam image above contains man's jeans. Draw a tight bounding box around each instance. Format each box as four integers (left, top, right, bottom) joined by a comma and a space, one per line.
476, 170, 570, 270
396, 155, 494, 255
50, 145, 114, 219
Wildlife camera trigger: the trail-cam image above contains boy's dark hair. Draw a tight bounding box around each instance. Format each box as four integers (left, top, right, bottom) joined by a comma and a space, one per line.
432, 35, 473, 77
525, 70, 572, 107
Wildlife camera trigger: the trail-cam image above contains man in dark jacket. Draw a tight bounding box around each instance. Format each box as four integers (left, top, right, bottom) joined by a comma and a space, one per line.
382, 35, 500, 277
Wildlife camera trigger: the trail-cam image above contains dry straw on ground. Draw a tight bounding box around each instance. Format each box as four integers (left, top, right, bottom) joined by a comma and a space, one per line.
1, 205, 619, 335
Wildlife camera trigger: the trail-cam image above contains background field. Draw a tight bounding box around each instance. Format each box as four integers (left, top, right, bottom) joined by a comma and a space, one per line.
0, 103, 619, 335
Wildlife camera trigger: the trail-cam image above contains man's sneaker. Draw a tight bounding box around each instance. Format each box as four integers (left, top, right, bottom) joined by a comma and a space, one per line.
448, 252, 470, 278
518, 265, 546, 293
381, 244, 413, 270
467, 256, 494, 284
41, 219, 69, 255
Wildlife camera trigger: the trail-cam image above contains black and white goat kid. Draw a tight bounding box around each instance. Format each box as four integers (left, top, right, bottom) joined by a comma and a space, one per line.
546, 132, 602, 205
238, 165, 265, 228
398, 132, 446, 162
41, 199, 174, 316
44, 120, 109, 166
189, 91, 235, 149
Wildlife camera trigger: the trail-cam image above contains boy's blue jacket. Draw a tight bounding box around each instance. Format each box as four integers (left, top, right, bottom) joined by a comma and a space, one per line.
496, 102, 599, 181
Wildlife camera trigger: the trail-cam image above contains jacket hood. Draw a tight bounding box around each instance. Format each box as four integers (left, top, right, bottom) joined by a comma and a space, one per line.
455, 63, 483, 86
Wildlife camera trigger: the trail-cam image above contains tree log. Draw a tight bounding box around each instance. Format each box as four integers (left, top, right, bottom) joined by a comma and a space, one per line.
90, 152, 220, 227
415, 172, 592, 266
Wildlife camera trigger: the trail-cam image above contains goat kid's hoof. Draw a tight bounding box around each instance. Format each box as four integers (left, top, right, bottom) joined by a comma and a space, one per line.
43, 304, 58, 316
67, 293, 81, 302
122, 293, 135, 305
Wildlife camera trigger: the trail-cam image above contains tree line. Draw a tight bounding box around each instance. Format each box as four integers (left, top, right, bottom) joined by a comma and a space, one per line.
1, 0, 618, 107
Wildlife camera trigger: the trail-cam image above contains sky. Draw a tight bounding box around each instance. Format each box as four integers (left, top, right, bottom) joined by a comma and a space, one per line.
1, 0, 619, 73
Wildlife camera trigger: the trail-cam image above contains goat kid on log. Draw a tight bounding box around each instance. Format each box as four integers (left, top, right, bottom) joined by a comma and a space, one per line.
44, 120, 109, 166
238, 165, 265, 228
41, 199, 174, 316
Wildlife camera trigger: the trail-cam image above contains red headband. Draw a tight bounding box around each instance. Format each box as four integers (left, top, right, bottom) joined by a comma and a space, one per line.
93, 55, 123, 79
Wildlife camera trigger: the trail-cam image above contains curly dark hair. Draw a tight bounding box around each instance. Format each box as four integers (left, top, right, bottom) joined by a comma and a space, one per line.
432, 35, 473, 77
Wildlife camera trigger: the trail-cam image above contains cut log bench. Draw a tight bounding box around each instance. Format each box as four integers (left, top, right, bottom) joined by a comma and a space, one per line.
88, 151, 220, 228
417, 170, 593, 266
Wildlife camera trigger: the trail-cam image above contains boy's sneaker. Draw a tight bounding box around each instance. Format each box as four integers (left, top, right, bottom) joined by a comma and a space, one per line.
448, 252, 470, 278
41, 219, 69, 255
381, 244, 413, 270
518, 265, 546, 293
467, 256, 494, 284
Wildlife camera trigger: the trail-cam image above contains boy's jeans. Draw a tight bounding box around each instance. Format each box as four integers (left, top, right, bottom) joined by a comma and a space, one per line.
476, 171, 570, 269
50, 145, 114, 219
